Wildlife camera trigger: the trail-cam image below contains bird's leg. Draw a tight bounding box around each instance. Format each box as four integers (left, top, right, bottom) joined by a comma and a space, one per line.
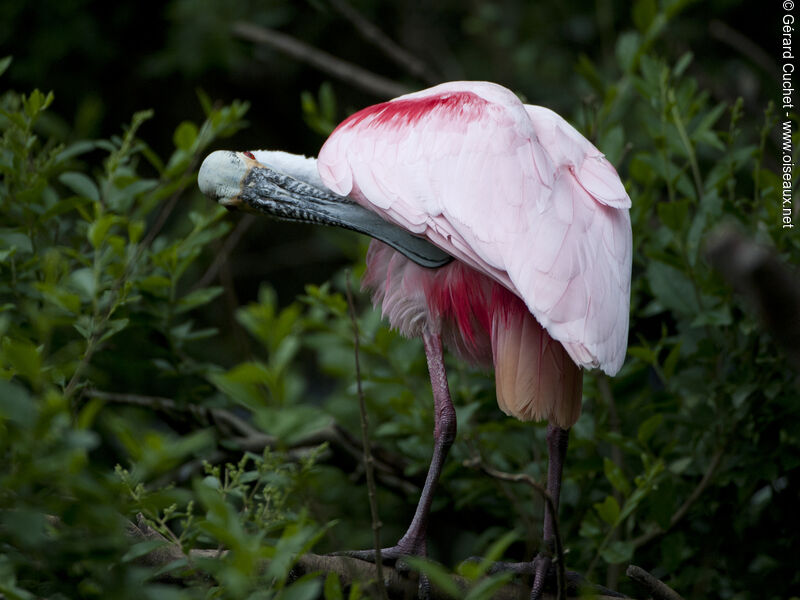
338, 327, 456, 563
530, 423, 570, 600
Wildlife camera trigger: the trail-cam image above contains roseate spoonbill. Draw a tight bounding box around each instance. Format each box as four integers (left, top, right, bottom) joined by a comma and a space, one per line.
198, 81, 632, 598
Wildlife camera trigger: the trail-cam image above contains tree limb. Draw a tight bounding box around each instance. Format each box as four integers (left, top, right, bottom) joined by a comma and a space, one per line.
345, 272, 388, 600
127, 515, 629, 600
626, 565, 684, 600
232, 22, 411, 98
327, 0, 439, 84
192, 213, 256, 291
631, 445, 725, 548
463, 456, 567, 600
86, 389, 418, 495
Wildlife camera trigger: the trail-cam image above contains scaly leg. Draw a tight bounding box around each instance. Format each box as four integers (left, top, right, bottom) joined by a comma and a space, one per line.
531, 423, 570, 599
340, 327, 456, 562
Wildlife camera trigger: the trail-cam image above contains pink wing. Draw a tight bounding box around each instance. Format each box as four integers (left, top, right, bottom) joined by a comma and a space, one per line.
317, 81, 631, 375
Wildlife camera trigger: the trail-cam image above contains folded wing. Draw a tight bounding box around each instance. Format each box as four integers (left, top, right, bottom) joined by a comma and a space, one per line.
317, 81, 631, 375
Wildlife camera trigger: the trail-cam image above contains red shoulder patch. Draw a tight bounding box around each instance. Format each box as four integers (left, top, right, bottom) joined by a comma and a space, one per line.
334, 92, 488, 133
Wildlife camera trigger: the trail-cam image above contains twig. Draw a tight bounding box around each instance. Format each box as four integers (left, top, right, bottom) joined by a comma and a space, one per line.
344, 272, 388, 600
626, 565, 684, 600
86, 388, 418, 494
327, 0, 439, 85
65, 155, 200, 399
708, 20, 776, 76
127, 514, 626, 599
597, 374, 624, 590
464, 456, 566, 600
232, 22, 411, 99
632, 445, 725, 548
85, 389, 269, 441
192, 214, 256, 290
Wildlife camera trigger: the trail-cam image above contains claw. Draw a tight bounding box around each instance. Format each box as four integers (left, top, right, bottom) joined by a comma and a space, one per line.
332, 545, 431, 599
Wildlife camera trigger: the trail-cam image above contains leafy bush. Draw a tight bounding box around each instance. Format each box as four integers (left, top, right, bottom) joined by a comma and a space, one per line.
1, 0, 798, 598
0, 57, 339, 599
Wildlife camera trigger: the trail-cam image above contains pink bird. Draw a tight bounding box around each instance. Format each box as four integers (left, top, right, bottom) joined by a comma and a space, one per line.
199, 81, 632, 598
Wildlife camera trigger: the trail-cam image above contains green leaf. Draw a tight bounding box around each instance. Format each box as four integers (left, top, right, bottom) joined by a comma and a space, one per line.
673, 52, 693, 77
69, 268, 96, 300
628, 345, 657, 364
657, 199, 689, 232
121, 539, 169, 563
176, 287, 224, 313
604, 457, 632, 496
0, 230, 33, 253
616, 31, 641, 72
459, 530, 518, 580
208, 360, 281, 407
254, 406, 332, 446
662, 341, 682, 379
99, 318, 129, 343
645, 260, 700, 315
24, 89, 54, 118
0, 380, 35, 425
151, 557, 189, 578
347, 581, 362, 600
0, 56, 12, 78
280, 578, 322, 600
464, 572, 514, 600
173, 121, 198, 151
579, 516, 602, 538
59, 171, 100, 202
637, 414, 663, 445
594, 495, 620, 525
2, 337, 42, 385
404, 556, 461, 599
600, 540, 634, 564
88, 214, 117, 248
319, 81, 336, 120
619, 485, 651, 522
669, 456, 692, 474
632, 0, 657, 32
323, 572, 343, 600
599, 125, 625, 164
56, 140, 98, 164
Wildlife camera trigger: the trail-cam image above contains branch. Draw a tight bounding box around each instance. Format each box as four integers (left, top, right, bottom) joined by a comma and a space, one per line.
327, 0, 439, 84
86, 390, 417, 495
632, 445, 725, 548
708, 20, 776, 76
597, 374, 625, 590
345, 272, 388, 600
232, 22, 411, 98
192, 213, 256, 291
127, 515, 627, 600
463, 456, 567, 600
626, 565, 684, 600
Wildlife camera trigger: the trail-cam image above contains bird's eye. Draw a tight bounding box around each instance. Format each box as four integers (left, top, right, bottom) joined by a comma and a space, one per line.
243, 151, 255, 159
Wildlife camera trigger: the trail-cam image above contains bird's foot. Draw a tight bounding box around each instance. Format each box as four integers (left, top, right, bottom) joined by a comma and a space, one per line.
332, 540, 430, 598
463, 555, 544, 576
464, 555, 627, 598
331, 535, 426, 567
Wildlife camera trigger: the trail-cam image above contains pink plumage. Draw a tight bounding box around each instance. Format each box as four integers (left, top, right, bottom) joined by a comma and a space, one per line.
317, 81, 631, 427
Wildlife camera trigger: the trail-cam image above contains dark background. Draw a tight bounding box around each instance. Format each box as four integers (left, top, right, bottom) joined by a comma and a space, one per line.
0, 0, 777, 305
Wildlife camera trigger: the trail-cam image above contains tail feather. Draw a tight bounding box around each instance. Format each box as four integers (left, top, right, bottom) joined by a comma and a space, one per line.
492, 300, 582, 427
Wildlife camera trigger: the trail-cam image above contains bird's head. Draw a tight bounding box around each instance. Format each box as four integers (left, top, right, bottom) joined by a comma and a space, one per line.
198, 150, 452, 269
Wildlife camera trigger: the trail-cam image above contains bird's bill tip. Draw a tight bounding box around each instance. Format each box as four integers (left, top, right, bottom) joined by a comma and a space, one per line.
198, 150, 261, 209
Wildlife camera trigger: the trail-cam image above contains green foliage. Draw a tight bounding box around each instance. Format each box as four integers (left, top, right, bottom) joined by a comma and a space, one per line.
0, 59, 337, 599
0, 0, 797, 599
301, 83, 338, 138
